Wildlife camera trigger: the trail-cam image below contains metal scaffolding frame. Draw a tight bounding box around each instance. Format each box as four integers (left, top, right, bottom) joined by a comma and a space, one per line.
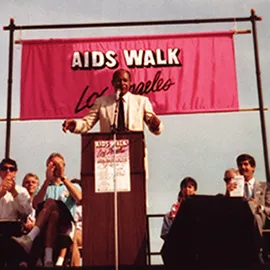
3, 8, 269, 183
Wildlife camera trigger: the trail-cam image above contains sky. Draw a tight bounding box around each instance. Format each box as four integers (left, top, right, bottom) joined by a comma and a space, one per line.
1, 0, 270, 264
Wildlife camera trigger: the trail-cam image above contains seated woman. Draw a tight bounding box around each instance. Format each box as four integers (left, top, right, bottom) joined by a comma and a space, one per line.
160, 176, 198, 241
160, 177, 198, 265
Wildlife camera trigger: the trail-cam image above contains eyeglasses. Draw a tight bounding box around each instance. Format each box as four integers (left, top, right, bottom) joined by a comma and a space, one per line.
0, 166, 17, 172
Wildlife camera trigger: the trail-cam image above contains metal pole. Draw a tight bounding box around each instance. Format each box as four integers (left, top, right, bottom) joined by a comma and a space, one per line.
113, 133, 119, 270
3, 16, 261, 32
1, 14, 262, 161
145, 215, 151, 265
250, 9, 270, 182
0, 107, 267, 122
4, 18, 15, 158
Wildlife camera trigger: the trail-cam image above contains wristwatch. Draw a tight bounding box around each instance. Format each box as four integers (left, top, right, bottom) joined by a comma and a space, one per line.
61, 176, 67, 182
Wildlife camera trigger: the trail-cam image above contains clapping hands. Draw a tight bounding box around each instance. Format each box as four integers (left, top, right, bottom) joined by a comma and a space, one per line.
46, 156, 65, 182
1, 176, 16, 193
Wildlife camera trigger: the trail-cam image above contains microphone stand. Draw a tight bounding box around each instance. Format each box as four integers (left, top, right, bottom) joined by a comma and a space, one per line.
111, 94, 120, 270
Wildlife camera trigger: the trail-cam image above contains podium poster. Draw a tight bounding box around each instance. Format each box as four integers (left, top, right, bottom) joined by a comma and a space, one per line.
94, 139, 131, 193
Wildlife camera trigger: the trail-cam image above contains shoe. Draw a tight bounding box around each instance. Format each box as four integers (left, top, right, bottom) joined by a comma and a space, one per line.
18, 261, 28, 268
36, 258, 43, 267
44, 260, 54, 267
258, 250, 265, 264
12, 234, 33, 254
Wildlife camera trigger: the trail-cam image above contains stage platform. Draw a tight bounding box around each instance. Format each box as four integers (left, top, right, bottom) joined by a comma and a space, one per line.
2, 264, 270, 270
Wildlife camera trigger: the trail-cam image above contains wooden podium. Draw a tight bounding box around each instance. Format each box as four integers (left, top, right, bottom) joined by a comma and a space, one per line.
81, 132, 147, 266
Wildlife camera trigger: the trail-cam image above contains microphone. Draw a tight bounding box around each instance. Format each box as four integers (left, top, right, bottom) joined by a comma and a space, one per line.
115, 88, 121, 101
111, 89, 121, 133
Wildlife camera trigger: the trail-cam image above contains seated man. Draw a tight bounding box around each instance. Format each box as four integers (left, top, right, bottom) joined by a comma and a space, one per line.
22, 173, 40, 201
68, 178, 82, 267
0, 158, 32, 266
56, 203, 82, 266
160, 177, 197, 241
13, 152, 82, 267
225, 154, 270, 236
223, 167, 240, 196
71, 203, 82, 266
224, 154, 270, 263
55, 179, 82, 267
22, 173, 40, 233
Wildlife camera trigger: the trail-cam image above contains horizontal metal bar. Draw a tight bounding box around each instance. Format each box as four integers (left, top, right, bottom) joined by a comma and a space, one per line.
146, 252, 162, 256
1, 108, 267, 122
147, 214, 165, 218
3, 15, 262, 32
13, 29, 252, 44
233, 29, 251, 34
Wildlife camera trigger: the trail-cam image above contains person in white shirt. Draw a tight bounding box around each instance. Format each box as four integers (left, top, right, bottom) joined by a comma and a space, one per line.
223, 168, 240, 196
22, 173, 39, 232
0, 158, 32, 221
0, 158, 32, 266
62, 69, 163, 135
62, 69, 163, 200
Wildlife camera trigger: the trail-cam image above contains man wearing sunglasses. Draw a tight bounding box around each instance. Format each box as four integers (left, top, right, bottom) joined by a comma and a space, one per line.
0, 158, 33, 266
0, 158, 32, 221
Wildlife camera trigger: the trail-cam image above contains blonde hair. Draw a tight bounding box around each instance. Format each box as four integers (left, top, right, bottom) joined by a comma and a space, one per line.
46, 152, 65, 166
22, 173, 39, 186
224, 168, 239, 177
223, 168, 239, 183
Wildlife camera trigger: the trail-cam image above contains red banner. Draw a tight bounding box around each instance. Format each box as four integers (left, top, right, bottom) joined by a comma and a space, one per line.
20, 31, 238, 120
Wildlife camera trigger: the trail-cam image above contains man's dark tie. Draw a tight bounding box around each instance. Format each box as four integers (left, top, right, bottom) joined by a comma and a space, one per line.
117, 97, 125, 131
244, 182, 251, 200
